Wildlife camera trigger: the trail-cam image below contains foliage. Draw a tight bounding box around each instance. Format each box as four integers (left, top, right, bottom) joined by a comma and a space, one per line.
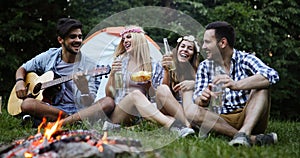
0, 0, 299, 120
0, 0, 68, 101
205, 1, 300, 120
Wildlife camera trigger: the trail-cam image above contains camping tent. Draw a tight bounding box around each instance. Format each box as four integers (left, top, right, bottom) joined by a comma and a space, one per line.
80, 26, 163, 100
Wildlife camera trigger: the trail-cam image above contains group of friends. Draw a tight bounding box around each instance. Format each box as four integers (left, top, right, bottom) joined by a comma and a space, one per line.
14, 18, 279, 147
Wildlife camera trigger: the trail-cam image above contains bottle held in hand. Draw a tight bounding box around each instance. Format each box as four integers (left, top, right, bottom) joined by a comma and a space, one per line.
114, 56, 123, 90
163, 38, 176, 71
114, 71, 123, 89
209, 65, 226, 114
210, 84, 223, 114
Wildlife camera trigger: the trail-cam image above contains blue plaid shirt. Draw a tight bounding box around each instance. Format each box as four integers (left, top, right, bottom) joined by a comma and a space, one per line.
193, 49, 279, 114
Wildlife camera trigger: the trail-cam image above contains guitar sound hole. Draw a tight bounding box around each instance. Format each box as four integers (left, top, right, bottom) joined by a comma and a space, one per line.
33, 83, 42, 95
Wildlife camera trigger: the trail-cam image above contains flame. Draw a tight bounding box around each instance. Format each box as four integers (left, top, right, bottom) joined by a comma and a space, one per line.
96, 131, 109, 152
102, 131, 108, 143
24, 152, 33, 158
44, 111, 63, 140
37, 117, 47, 133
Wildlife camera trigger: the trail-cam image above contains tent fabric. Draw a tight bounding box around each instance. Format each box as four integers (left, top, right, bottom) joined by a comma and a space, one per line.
80, 26, 163, 100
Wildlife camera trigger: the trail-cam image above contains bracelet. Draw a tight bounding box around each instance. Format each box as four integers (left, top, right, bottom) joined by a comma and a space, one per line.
16, 78, 24, 83
80, 93, 90, 97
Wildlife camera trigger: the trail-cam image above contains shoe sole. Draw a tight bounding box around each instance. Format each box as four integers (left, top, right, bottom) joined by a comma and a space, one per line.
181, 129, 195, 138
270, 132, 278, 144
229, 138, 251, 147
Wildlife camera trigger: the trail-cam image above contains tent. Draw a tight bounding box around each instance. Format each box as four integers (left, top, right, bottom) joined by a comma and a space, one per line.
80, 26, 163, 100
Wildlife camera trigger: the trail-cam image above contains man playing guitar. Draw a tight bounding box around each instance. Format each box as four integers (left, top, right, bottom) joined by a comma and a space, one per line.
13, 18, 115, 126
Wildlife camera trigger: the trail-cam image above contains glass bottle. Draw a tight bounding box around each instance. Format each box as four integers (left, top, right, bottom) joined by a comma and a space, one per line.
163, 38, 176, 71
210, 65, 225, 114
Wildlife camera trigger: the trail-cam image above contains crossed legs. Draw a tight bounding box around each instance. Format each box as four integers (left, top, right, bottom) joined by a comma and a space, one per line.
21, 98, 69, 121
21, 97, 116, 126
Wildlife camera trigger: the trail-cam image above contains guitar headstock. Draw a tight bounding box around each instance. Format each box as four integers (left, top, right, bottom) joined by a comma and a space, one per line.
88, 65, 111, 79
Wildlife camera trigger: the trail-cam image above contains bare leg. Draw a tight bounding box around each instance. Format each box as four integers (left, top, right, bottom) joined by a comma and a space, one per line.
110, 90, 175, 128
21, 98, 68, 121
185, 103, 238, 137
61, 97, 115, 125
239, 89, 270, 139
156, 85, 191, 127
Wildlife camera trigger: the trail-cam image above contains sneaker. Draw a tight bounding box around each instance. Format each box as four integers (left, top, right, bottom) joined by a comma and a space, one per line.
21, 115, 32, 126
198, 131, 208, 139
102, 121, 121, 131
229, 132, 251, 147
169, 120, 195, 138
255, 132, 278, 146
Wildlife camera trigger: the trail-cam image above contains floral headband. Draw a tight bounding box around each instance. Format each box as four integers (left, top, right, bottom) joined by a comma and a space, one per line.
120, 27, 145, 37
177, 35, 200, 53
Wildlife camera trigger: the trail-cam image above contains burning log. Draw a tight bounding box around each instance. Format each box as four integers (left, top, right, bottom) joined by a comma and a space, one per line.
0, 112, 144, 158
1, 130, 144, 158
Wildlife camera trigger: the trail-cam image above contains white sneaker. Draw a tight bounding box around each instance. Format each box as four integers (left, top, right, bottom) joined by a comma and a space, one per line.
229, 132, 251, 147
170, 126, 195, 137
102, 121, 121, 131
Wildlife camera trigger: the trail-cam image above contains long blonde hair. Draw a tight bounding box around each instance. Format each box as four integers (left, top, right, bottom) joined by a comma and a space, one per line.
114, 26, 152, 72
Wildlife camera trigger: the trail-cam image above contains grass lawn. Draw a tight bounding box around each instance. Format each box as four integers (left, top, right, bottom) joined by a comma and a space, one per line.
0, 106, 299, 158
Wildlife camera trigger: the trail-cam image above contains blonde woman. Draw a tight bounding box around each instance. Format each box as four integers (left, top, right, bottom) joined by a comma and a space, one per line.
105, 26, 195, 137
60, 26, 194, 137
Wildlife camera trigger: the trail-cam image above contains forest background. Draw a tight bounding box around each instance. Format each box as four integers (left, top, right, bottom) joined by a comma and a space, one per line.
0, 0, 299, 120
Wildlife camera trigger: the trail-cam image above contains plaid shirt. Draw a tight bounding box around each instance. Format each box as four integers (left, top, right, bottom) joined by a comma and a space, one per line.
193, 49, 279, 114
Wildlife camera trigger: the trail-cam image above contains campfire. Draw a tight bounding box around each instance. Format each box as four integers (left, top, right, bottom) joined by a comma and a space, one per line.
0, 112, 143, 158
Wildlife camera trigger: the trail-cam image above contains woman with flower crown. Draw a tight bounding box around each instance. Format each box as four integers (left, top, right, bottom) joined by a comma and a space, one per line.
101, 26, 195, 137
58, 26, 195, 137
156, 35, 201, 131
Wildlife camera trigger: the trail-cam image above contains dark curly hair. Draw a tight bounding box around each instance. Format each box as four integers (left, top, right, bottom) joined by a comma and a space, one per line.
56, 18, 82, 39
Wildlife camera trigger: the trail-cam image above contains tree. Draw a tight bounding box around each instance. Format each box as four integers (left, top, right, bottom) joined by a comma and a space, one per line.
1, 0, 299, 120
205, 0, 300, 120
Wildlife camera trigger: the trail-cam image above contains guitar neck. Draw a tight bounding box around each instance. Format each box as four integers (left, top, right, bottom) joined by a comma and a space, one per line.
40, 65, 110, 90
41, 75, 73, 89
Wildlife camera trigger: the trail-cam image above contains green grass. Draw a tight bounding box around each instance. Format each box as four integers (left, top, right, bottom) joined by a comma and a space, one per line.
0, 106, 299, 158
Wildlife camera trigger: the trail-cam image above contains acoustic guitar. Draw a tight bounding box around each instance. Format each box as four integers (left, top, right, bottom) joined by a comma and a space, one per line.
7, 65, 111, 116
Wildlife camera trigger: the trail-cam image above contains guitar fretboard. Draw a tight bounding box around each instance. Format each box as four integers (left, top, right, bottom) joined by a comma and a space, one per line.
41, 75, 73, 89
39, 66, 110, 90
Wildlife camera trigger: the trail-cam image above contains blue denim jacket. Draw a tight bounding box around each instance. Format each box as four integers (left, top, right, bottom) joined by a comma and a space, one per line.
22, 47, 99, 114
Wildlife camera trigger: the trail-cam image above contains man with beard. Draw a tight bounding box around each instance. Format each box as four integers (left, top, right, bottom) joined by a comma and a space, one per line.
191, 21, 279, 146
14, 18, 114, 126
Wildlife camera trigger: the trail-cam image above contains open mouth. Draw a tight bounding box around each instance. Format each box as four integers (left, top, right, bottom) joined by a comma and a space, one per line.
72, 42, 81, 49
124, 42, 131, 50
179, 53, 189, 59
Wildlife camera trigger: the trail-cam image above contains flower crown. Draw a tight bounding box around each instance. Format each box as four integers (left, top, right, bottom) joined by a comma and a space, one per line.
177, 35, 200, 53
120, 27, 145, 37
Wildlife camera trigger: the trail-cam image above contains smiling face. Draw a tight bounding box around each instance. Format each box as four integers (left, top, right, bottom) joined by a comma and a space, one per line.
122, 33, 133, 52
177, 40, 195, 62
202, 29, 222, 61
60, 28, 82, 55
